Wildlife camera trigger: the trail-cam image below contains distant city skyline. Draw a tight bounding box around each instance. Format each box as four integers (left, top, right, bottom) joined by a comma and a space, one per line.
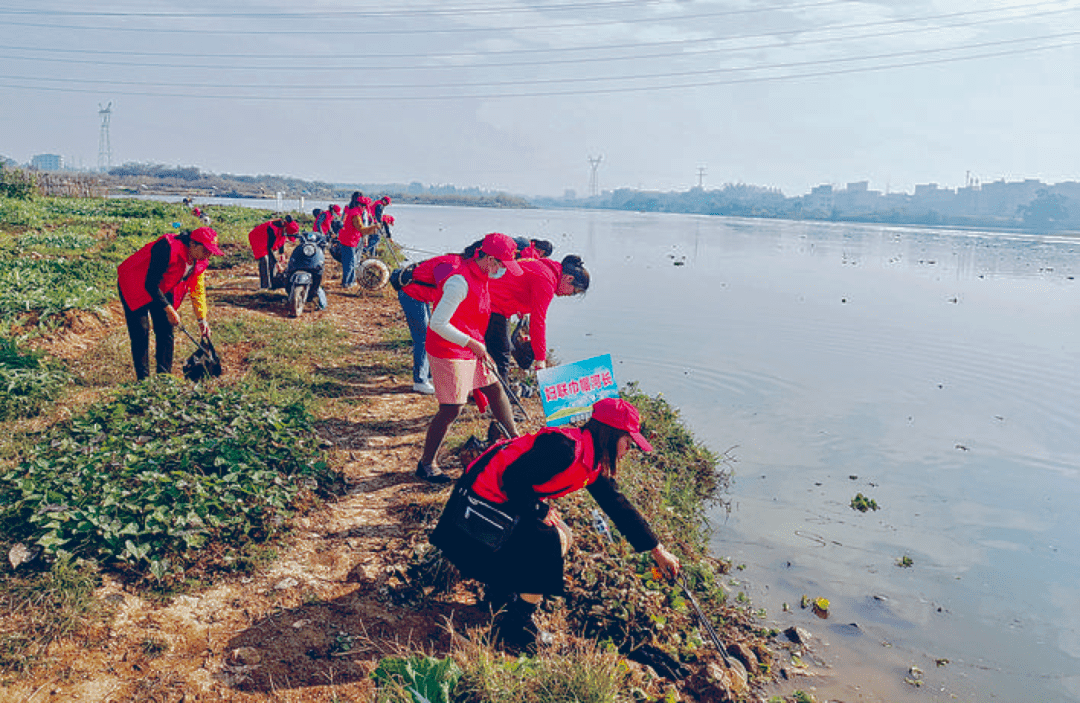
2, 0, 1077, 198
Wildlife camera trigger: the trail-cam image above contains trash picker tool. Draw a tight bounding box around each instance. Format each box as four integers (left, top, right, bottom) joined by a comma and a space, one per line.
484, 358, 531, 422
676, 573, 736, 667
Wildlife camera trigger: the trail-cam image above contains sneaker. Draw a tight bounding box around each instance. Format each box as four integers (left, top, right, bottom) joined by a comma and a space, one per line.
412, 381, 436, 395
415, 461, 452, 484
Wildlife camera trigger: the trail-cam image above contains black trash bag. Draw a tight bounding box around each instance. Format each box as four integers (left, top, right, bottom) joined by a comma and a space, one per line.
510, 317, 534, 370
183, 338, 223, 382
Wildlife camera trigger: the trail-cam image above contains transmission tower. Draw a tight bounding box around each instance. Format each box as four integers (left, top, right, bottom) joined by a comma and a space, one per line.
697, 166, 707, 188
588, 155, 603, 197
97, 102, 113, 173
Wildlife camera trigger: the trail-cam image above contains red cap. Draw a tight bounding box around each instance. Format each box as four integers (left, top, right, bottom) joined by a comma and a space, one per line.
480, 232, 522, 276
331, 204, 341, 213
190, 227, 224, 256
285, 221, 301, 236
591, 398, 653, 452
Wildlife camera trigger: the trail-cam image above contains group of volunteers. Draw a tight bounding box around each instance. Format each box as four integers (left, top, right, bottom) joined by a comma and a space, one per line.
114, 200, 680, 655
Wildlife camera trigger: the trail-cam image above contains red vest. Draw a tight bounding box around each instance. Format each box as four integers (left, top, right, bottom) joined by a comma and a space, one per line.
471, 427, 599, 504
248, 221, 286, 258
425, 258, 491, 360
338, 205, 367, 247
117, 234, 207, 310
402, 254, 461, 304
489, 257, 560, 317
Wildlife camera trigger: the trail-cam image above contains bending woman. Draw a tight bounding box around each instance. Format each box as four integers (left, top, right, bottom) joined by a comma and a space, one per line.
417, 233, 522, 483
117, 227, 224, 380
486, 254, 590, 376
429, 397, 681, 651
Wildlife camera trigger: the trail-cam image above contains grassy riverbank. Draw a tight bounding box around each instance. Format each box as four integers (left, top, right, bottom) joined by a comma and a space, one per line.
0, 195, 817, 702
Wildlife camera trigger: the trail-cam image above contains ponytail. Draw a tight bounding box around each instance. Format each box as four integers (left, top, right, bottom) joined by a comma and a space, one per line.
561, 254, 590, 293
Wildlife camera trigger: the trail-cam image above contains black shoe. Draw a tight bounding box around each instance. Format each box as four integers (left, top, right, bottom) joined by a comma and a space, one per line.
496, 596, 553, 654
415, 461, 452, 484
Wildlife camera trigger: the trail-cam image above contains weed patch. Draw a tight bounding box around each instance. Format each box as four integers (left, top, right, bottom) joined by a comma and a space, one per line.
0, 375, 342, 587
0, 339, 71, 420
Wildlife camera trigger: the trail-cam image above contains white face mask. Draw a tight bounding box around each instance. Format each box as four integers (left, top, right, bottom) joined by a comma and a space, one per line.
489, 263, 507, 279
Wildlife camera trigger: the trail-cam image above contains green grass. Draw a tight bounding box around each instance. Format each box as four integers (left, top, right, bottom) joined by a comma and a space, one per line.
0, 556, 110, 676
0, 339, 71, 420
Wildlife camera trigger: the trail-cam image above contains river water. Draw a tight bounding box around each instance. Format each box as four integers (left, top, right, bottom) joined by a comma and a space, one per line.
174, 197, 1080, 702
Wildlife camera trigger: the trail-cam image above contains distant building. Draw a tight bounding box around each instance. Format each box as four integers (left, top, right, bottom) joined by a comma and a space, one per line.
30, 154, 64, 171
564, 188, 577, 200
803, 184, 834, 216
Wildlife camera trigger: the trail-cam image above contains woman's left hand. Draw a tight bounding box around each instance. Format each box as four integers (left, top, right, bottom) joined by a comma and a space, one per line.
197, 318, 211, 338
651, 544, 681, 580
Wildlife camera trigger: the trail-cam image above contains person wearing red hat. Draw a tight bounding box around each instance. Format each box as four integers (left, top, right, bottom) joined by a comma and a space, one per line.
248, 216, 300, 289
338, 192, 379, 288
429, 396, 681, 651
486, 254, 590, 377
416, 233, 524, 483
117, 227, 224, 380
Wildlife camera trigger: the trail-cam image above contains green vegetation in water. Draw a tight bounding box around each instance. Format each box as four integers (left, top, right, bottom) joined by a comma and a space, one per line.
850, 493, 879, 512
0, 375, 341, 588
897, 554, 914, 568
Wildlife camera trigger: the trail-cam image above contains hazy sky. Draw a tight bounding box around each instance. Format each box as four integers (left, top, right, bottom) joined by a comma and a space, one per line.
1, 0, 1077, 197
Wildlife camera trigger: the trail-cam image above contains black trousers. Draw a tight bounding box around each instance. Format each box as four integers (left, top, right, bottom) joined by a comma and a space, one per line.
258, 252, 281, 289
121, 285, 174, 380
485, 313, 512, 379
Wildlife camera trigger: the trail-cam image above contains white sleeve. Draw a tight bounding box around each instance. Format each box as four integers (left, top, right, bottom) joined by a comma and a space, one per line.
428, 274, 472, 348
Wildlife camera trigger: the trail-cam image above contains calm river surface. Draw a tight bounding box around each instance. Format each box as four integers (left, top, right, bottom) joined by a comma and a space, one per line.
184, 198, 1080, 702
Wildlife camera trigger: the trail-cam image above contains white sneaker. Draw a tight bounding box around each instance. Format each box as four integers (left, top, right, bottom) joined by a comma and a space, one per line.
412, 381, 435, 395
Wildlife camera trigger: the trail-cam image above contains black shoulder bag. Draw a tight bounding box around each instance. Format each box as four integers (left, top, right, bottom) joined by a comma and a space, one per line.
439, 440, 521, 552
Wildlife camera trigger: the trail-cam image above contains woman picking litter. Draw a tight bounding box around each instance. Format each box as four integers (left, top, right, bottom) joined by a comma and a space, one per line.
429, 397, 681, 651
416, 232, 523, 483
117, 226, 223, 380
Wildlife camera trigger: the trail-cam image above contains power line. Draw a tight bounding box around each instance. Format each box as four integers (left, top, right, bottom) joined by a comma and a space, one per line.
0, 0, 1062, 63
3, 29, 1074, 92
1, 3, 1071, 72
0, 36, 1073, 101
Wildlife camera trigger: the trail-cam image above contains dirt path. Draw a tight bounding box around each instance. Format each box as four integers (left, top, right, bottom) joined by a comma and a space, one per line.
5, 256, 515, 703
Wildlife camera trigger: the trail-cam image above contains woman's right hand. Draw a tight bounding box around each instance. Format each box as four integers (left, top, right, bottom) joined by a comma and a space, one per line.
651, 544, 681, 580
165, 305, 181, 326
466, 338, 489, 362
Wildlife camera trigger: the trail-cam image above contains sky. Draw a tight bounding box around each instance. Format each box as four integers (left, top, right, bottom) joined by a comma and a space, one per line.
1, 0, 1078, 198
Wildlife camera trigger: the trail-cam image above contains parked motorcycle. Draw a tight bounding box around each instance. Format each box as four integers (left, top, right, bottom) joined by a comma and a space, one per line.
285, 231, 329, 317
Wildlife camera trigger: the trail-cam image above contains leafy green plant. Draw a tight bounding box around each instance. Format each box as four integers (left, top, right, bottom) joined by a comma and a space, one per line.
897, 555, 914, 568
373, 655, 462, 703
0, 375, 341, 585
0, 339, 71, 420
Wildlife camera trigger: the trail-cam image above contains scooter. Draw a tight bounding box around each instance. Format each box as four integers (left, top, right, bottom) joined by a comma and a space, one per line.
285, 231, 329, 317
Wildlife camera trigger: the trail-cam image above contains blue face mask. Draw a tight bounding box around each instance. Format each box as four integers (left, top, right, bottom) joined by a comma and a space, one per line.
490, 264, 507, 279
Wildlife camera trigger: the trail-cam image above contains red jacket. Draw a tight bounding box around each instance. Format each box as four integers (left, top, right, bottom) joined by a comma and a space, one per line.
488, 258, 561, 362
117, 234, 207, 310
402, 254, 461, 304
248, 220, 289, 258
338, 205, 367, 247
471, 427, 599, 504
425, 258, 491, 360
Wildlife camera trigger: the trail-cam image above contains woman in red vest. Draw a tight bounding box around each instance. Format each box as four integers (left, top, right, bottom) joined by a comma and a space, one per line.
486, 254, 590, 377
430, 397, 680, 650
117, 227, 224, 380
338, 192, 376, 288
248, 216, 300, 289
417, 233, 523, 483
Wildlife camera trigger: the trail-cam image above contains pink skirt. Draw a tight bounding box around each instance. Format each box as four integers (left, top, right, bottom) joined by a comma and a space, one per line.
430, 356, 495, 404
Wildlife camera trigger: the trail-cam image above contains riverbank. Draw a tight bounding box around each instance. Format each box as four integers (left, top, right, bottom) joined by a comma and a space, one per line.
0, 198, 836, 702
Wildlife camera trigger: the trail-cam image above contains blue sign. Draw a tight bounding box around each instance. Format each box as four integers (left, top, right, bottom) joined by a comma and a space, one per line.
536, 354, 619, 426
